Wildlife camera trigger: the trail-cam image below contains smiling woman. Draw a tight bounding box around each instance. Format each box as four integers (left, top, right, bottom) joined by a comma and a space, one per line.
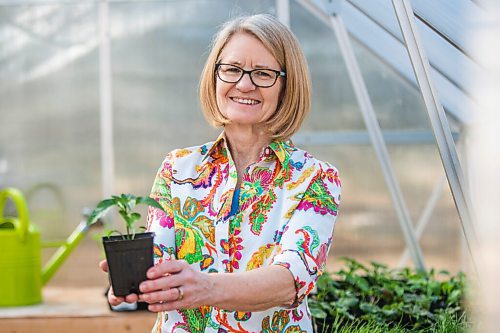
215, 32, 283, 130
200, 14, 312, 141
100, 13, 341, 333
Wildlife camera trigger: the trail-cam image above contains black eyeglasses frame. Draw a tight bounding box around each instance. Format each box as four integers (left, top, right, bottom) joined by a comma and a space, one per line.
215, 63, 286, 88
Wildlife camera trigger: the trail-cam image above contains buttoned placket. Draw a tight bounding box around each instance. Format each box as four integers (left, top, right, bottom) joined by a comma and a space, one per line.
208, 145, 238, 332
207, 140, 284, 332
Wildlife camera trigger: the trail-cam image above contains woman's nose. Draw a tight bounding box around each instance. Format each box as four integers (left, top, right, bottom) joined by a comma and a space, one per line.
235, 73, 256, 91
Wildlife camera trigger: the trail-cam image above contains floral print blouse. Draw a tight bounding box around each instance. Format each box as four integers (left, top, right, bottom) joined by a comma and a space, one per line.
147, 133, 341, 333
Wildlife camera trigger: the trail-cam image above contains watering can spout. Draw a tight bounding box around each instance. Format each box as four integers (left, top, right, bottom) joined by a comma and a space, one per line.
41, 220, 91, 285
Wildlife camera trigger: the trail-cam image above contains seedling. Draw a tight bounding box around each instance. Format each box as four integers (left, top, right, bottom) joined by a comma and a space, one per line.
87, 193, 165, 296
87, 193, 164, 239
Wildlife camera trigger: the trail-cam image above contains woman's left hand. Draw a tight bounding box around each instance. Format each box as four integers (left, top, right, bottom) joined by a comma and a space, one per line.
138, 259, 214, 312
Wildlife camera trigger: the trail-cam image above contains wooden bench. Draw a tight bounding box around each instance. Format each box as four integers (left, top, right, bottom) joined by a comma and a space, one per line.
0, 287, 156, 333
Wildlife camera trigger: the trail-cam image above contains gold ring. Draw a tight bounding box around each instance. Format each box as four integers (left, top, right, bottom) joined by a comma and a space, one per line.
176, 287, 184, 301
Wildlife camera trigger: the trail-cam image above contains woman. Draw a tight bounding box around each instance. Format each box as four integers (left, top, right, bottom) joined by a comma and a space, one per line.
103, 14, 341, 332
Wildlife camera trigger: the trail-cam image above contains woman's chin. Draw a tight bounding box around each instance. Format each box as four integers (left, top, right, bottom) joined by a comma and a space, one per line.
225, 118, 266, 127
225, 111, 271, 124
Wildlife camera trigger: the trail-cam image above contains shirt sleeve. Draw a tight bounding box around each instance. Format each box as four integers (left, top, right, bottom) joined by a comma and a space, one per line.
147, 152, 176, 263
271, 162, 341, 306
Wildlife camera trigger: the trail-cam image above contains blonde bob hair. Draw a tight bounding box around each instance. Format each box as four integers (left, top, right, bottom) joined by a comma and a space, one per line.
199, 14, 311, 140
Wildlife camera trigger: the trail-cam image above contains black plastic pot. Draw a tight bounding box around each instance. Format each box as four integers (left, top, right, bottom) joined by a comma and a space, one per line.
102, 232, 154, 297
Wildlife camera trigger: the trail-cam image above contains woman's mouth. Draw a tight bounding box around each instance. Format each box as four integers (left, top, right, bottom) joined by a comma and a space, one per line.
231, 97, 260, 105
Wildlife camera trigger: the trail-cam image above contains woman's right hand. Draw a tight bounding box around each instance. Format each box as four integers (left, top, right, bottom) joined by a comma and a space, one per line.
99, 260, 140, 306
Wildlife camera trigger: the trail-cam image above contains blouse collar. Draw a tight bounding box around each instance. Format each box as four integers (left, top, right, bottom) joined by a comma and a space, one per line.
202, 131, 296, 167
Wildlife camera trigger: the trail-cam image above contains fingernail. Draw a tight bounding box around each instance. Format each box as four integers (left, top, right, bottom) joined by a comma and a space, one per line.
147, 269, 156, 278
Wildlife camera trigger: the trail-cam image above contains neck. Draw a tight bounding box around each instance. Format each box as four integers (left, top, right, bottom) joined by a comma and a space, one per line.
224, 125, 271, 173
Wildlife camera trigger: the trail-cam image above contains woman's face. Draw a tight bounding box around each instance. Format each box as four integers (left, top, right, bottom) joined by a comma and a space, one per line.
216, 32, 283, 128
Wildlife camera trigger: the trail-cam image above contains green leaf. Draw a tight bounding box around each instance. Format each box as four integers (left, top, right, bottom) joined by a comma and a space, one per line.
448, 289, 462, 304
104, 229, 122, 238
370, 261, 388, 271
121, 193, 135, 201
87, 198, 117, 225
136, 196, 165, 211
336, 297, 359, 309
359, 302, 379, 314
118, 209, 131, 224
129, 212, 141, 225
309, 302, 328, 319
381, 308, 398, 317
354, 276, 370, 293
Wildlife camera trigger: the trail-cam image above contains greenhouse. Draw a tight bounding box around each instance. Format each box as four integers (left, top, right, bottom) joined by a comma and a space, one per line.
0, 0, 499, 332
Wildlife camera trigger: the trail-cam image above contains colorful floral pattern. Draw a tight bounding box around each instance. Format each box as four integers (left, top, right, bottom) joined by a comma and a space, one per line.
147, 133, 341, 333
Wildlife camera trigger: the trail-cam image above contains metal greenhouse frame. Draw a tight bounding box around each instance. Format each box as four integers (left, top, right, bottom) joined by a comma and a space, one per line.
277, 0, 482, 270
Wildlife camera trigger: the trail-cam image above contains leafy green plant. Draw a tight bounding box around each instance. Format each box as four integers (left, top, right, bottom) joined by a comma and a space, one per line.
315, 312, 468, 333
310, 258, 467, 332
87, 193, 164, 240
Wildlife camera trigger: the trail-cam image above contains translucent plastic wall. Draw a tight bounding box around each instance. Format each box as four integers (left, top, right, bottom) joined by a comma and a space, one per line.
0, 2, 102, 239
0, 0, 464, 277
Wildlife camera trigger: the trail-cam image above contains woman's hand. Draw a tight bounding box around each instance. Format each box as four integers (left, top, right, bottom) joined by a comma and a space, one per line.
99, 259, 140, 306
138, 259, 214, 312
101, 259, 295, 313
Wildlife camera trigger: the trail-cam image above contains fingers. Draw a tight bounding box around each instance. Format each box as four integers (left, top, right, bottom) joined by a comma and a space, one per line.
99, 260, 108, 273
141, 287, 187, 313
138, 260, 190, 311
124, 293, 140, 303
140, 271, 185, 293
146, 259, 186, 279
138, 259, 210, 311
139, 288, 180, 305
147, 298, 185, 313
107, 284, 139, 306
139, 259, 186, 293
107, 286, 125, 306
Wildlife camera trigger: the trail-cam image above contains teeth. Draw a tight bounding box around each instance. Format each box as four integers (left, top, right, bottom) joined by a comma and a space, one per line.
232, 97, 259, 105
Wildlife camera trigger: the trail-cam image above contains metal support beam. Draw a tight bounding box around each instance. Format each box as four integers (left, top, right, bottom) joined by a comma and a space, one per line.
99, 0, 115, 201
297, 0, 426, 270
330, 14, 426, 271
398, 174, 446, 267
293, 130, 459, 146
276, 0, 290, 28
391, 0, 478, 268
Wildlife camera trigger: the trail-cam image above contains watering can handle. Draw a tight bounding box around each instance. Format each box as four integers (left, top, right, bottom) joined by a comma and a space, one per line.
0, 187, 30, 240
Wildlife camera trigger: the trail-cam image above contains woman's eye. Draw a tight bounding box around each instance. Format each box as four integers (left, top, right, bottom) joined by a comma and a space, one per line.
254, 70, 272, 79
225, 67, 242, 74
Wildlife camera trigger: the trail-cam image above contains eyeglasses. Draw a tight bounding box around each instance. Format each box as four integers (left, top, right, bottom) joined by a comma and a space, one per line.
215, 63, 286, 88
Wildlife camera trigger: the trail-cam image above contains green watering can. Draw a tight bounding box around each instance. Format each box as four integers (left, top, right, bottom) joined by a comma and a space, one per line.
0, 187, 93, 306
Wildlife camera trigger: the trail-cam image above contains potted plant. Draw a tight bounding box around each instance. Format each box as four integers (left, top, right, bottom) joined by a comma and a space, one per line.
87, 193, 165, 297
